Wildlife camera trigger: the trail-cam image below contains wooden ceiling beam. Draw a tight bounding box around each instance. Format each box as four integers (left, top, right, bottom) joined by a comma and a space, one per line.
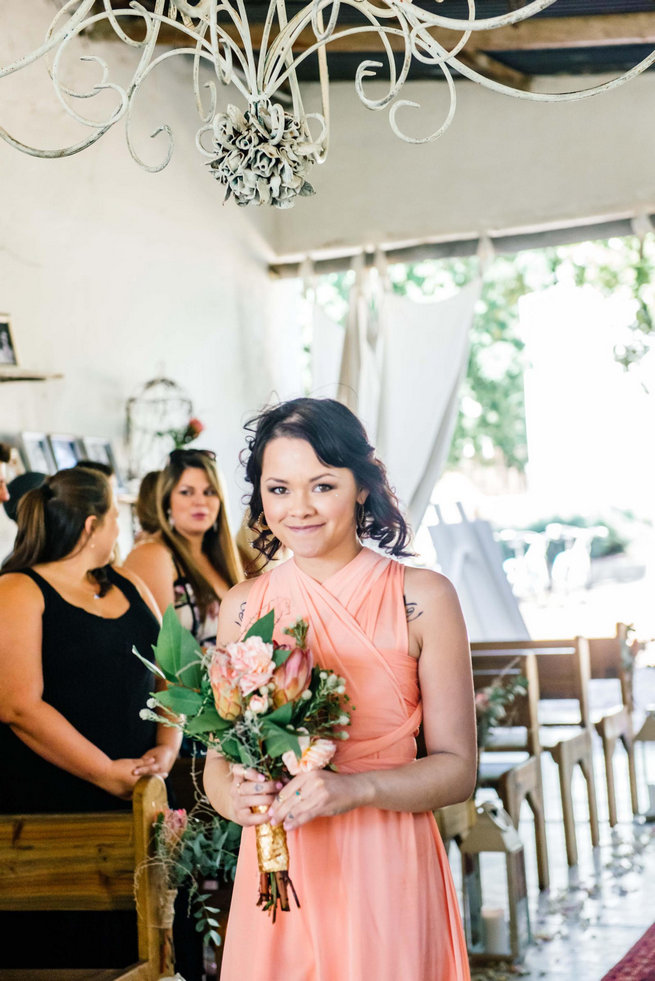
88, 12, 655, 55
465, 12, 655, 51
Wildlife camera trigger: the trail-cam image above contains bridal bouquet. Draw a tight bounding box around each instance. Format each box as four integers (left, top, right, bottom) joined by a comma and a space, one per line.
136, 607, 350, 918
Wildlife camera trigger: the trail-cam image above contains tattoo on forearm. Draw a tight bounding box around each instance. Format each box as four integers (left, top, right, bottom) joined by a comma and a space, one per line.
404, 596, 423, 622
235, 601, 246, 626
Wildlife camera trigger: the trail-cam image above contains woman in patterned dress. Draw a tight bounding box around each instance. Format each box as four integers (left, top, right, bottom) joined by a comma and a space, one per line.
124, 448, 242, 646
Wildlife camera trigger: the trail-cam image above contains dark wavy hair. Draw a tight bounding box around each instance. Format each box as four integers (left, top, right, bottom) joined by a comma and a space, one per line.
243, 398, 412, 560
1, 467, 113, 595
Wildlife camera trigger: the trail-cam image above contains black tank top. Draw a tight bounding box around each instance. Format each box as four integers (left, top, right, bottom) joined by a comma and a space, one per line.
0, 565, 159, 813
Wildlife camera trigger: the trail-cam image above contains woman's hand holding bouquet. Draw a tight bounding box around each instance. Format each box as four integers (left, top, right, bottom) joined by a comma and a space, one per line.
136, 607, 351, 918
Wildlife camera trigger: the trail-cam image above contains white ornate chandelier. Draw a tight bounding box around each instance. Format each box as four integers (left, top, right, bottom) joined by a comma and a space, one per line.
2, 1, 655, 207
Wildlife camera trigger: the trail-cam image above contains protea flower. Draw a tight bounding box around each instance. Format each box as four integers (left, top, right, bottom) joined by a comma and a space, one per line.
209, 651, 244, 721
271, 646, 313, 708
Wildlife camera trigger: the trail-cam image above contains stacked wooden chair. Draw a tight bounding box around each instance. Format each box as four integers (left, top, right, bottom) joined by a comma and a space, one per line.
0, 775, 174, 981
472, 649, 550, 891
472, 638, 600, 869
588, 623, 639, 826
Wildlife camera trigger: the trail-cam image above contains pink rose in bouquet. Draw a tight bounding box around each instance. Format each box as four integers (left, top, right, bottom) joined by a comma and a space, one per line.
248, 693, 270, 714
282, 736, 336, 775
228, 635, 276, 696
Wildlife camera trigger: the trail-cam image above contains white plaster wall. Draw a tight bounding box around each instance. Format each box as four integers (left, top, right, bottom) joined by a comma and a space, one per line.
0, 0, 288, 555
270, 72, 655, 256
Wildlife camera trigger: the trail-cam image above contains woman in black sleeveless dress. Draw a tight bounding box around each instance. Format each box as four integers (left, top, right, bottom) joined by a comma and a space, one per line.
0, 467, 181, 968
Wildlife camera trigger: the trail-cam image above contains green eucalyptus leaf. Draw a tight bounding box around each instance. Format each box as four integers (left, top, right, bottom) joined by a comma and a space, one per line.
272, 646, 292, 668
244, 608, 274, 644
154, 605, 203, 684
261, 722, 300, 758
184, 707, 231, 735
156, 686, 204, 715
219, 735, 241, 761
264, 702, 293, 726
132, 645, 168, 680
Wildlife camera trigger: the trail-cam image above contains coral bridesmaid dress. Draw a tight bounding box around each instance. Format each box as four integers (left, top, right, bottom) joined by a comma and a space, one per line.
220, 547, 470, 981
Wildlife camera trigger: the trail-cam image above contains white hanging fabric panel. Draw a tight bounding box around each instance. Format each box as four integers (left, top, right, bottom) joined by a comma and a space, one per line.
376, 280, 481, 529
311, 305, 346, 399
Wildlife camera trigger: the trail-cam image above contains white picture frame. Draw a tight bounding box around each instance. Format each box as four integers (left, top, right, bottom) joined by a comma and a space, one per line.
81, 437, 124, 488
0, 315, 18, 366
21, 432, 56, 474
47, 434, 82, 471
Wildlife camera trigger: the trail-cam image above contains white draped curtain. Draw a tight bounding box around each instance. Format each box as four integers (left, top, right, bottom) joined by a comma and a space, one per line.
310, 261, 480, 530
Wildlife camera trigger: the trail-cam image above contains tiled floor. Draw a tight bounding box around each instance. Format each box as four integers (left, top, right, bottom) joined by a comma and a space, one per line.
449, 682, 655, 981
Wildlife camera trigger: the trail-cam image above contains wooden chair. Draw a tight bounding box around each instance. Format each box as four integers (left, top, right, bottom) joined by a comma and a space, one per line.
472, 650, 550, 891
588, 623, 639, 825
472, 639, 600, 867
0, 775, 174, 981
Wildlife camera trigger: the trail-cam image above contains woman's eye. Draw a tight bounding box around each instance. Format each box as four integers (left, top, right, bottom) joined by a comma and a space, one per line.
204, 488, 218, 497
314, 483, 335, 493
268, 486, 288, 495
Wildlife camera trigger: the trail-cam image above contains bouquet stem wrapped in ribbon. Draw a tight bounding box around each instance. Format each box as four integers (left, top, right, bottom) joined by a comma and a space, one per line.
136, 608, 350, 919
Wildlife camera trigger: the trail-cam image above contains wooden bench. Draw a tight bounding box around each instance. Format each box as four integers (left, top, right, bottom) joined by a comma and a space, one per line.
472, 650, 549, 891
0, 775, 174, 981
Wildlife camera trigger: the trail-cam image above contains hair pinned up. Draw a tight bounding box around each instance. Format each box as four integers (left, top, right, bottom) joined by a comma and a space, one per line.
241, 398, 413, 561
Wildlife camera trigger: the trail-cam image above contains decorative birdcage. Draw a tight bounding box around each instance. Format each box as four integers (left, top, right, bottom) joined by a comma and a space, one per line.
125, 377, 193, 482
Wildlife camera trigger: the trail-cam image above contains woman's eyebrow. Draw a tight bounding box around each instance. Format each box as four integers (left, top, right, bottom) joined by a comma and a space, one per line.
264, 472, 337, 483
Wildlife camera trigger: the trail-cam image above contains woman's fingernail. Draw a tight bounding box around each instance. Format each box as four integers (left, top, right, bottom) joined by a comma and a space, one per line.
275, 782, 283, 790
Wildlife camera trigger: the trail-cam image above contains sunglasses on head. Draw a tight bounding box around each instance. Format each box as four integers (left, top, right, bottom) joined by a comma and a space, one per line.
169, 448, 217, 463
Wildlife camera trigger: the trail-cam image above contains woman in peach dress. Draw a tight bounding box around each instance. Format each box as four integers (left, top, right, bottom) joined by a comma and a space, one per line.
204, 398, 476, 981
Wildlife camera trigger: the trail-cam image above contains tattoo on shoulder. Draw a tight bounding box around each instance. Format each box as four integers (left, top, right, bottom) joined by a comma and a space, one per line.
404, 595, 423, 622
235, 601, 246, 626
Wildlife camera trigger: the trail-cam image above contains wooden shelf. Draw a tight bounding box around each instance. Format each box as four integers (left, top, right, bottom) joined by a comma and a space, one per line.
0, 367, 63, 383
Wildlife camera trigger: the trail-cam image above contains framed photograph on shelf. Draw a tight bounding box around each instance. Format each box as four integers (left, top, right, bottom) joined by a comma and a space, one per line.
0, 316, 17, 366
21, 432, 55, 474
81, 437, 124, 488
48, 434, 82, 471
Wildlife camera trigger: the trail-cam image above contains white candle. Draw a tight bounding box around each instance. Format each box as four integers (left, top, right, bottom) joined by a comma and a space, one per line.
481, 907, 509, 955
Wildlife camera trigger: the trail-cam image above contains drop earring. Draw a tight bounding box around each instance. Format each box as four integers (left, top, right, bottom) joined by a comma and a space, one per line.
167, 509, 175, 529
259, 511, 270, 532
356, 501, 367, 537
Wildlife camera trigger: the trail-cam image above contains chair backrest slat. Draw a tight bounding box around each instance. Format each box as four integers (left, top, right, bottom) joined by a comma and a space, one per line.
471, 638, 592, 728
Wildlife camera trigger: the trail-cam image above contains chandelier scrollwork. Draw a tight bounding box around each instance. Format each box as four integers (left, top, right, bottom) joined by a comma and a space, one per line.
2, 0, 655, 206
